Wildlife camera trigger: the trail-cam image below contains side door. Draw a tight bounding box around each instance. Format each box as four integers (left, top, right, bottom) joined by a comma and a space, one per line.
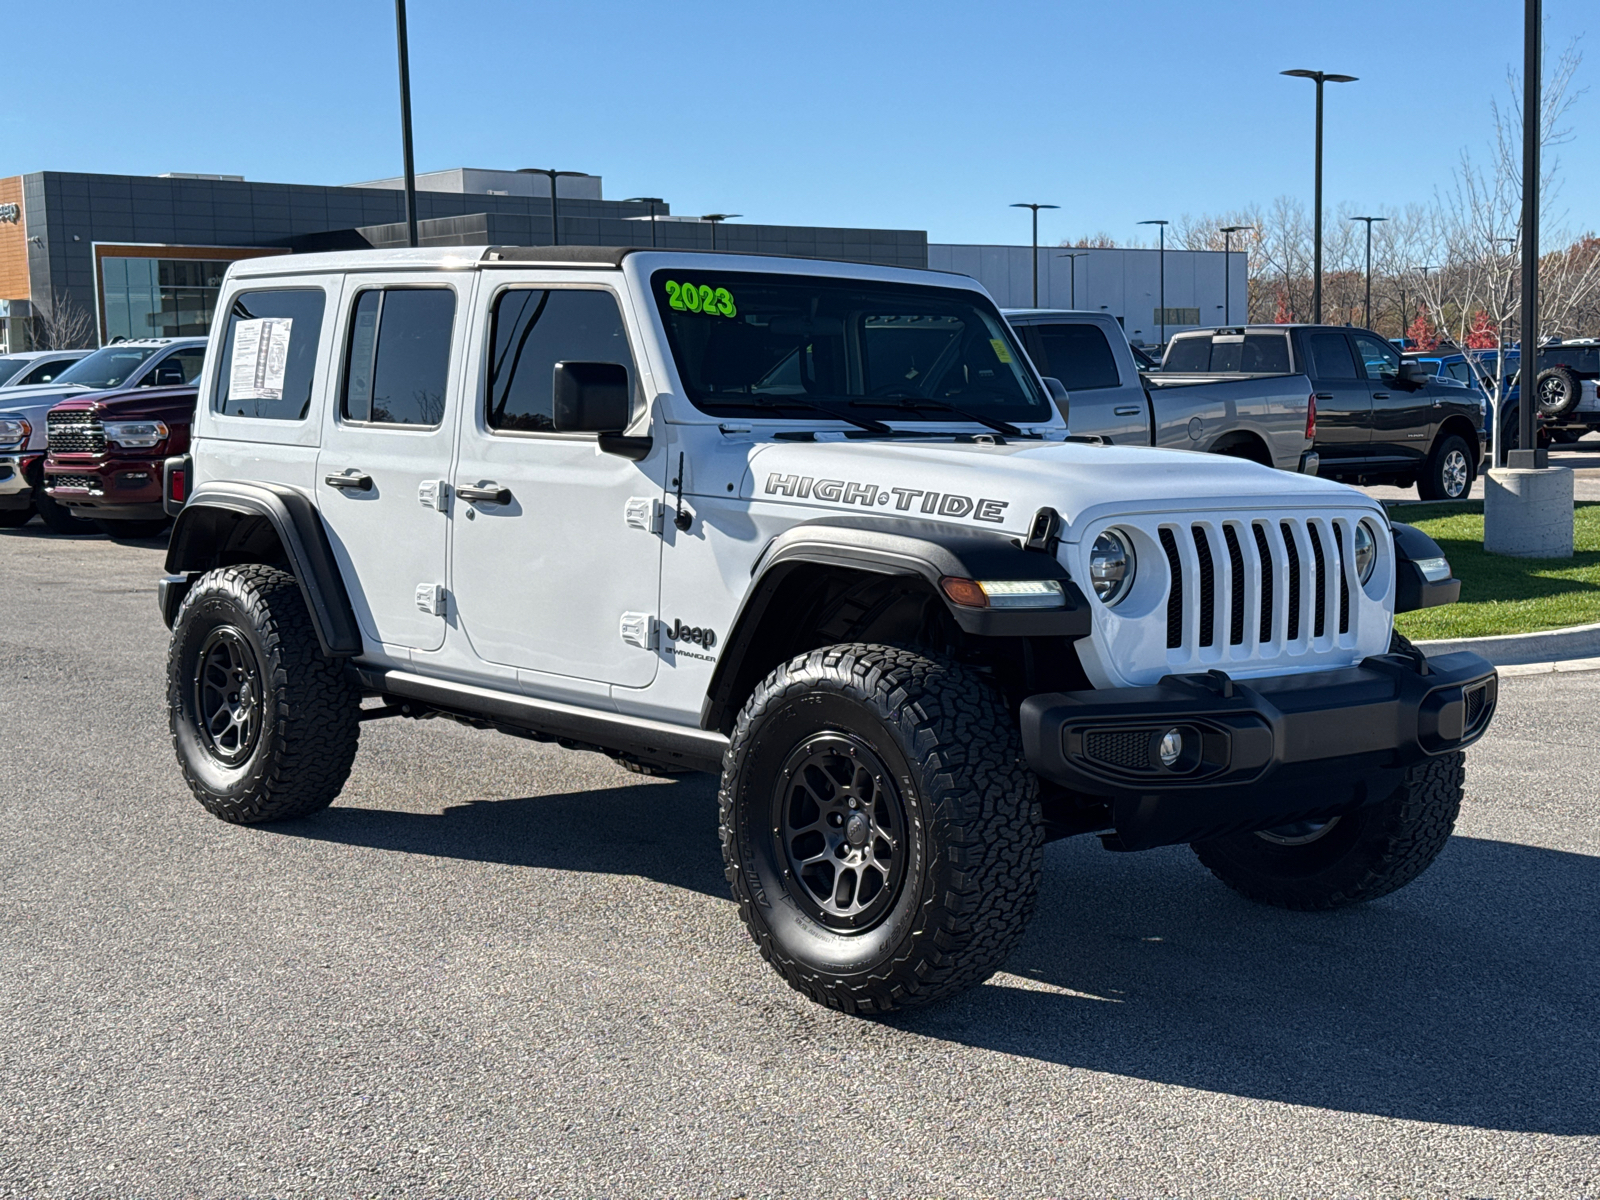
1017, 319, 1149, 442
1352, 331, 1429, 472
1299, 329, 1371, 466
449, 280, 661, 691
315, 277, 467, 655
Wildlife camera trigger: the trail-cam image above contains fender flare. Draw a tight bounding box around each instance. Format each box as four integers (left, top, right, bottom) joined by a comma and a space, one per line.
163, 480, 363, 657
700, 514, 1091, 731
1391, 521, 1461, 613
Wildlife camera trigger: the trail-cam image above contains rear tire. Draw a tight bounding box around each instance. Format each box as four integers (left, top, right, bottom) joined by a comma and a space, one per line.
93, 517, 170, 541
1418, 434, 1474, 500
169, 564, 360, 824
720, 644, 1042, 1014
1190, 751, 1464, 910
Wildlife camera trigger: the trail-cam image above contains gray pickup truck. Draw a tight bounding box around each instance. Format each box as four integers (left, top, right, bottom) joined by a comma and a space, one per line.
1005, 310, 1317, 474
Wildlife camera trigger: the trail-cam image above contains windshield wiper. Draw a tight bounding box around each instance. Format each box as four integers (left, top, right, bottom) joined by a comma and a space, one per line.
748, 396, 892, 434
852, 397, 1026, 438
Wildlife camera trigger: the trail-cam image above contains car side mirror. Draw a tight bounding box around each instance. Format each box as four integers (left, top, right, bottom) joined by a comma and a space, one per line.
552, 361, 630, 433
1042, 376, 1069, 423
1398, 361, 1433, 385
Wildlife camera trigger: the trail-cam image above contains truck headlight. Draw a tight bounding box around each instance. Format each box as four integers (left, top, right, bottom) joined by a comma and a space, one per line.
0, 417, 30, 451
1354, 521, 1378, 584
102, 420, 168, 449
1090, 529, 1135, 606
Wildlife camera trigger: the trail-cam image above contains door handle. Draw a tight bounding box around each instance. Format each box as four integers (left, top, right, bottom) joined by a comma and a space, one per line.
457, 483, 512, 504
1113, 406, 1142, 416
1372, 392, 1390, 399
1314, 393, 1334, 400
325, 470, 372, 490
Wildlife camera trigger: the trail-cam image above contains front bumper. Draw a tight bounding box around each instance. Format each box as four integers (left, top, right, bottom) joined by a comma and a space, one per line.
1020, 648, 1497, 850
0, 454, 39, 506
43, 453, 166, 519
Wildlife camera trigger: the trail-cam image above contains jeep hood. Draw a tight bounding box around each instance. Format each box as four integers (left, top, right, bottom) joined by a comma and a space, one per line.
739, 438, 1380, 539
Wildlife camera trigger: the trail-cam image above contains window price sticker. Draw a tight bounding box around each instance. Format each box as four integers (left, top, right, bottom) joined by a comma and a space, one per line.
230, 317, 293, 401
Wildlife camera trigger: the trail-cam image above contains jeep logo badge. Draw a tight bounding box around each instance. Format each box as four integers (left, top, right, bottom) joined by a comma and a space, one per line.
666, 619, 716, 650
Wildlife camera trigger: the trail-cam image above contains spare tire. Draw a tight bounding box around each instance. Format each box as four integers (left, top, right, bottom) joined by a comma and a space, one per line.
1536, 365, 1582, 417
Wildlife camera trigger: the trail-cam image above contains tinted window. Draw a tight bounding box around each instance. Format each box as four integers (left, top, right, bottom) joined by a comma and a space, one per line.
213, 289, 327, 419
1352, 333, 1401, 380
1304, 332, 1359, 380
17, 357, 80, 386
56, 345, 162, 390
1163, 336, 1212, 372
1032, 322, 1121, 390
487, 289, 634, 433
1209, 339, 1244, 372
143, 348, 206, 387
1543, 347, 1600, 375
1241, 334, 1290, 373
342, 289, 455, 426
1446, 361, 1473, 384
0, 357, 29, 386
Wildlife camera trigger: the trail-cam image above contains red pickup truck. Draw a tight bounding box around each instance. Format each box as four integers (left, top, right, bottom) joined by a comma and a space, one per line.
43, 384, 197, 539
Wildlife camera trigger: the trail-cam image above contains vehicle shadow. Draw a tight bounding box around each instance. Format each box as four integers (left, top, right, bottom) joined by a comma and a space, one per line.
895, 833, 1600, 1135
272, 784, 1597, 1134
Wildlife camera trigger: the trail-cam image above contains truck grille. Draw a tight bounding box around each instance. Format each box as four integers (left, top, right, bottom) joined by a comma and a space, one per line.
47, 475, 100, 491
47, 411, 105, 454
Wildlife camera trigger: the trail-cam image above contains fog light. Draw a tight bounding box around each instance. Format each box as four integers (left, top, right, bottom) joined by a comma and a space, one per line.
1415, 555, 1451, 583
1158, 728, 1183, 767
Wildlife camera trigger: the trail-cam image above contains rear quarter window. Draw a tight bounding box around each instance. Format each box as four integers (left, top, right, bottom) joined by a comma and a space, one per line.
1163, 336, 1212, 372
212, 288, 327, 420
1032, 322, 1122, 390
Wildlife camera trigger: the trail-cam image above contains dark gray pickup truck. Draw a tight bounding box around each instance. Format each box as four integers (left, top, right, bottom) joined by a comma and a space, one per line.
1165, 325, 1489, 500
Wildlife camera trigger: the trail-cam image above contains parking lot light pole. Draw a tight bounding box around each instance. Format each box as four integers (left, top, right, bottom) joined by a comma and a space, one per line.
1219, 225, 1253, 325
1011, 203, 1058, 307
1057, 252, 1089, 308
1138, 220, 1169, 347
625, 197, 665, 247
701, 214, 741, 251
1281, 69, 1358, 324
394, 0, 418, 248
524, 168, 587, 246
1349, 215, 1388, 328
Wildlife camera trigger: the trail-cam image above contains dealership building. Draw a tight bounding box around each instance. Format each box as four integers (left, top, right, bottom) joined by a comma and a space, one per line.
0, 165, 1235, 353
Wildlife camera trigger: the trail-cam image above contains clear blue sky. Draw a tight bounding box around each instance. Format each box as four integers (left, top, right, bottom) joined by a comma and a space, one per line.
7, 0, 1595, 245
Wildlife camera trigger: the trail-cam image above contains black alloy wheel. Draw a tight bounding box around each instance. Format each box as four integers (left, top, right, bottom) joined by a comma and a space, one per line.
192, 626, 262, 767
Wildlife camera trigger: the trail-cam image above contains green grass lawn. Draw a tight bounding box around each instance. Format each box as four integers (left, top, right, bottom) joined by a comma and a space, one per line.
1391, 501, 1600, 640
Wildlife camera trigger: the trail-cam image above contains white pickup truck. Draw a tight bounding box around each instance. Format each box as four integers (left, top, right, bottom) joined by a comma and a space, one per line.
157, 247, 1496, 1014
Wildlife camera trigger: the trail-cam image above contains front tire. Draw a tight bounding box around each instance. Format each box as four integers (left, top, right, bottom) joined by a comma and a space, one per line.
0, 505, 33, 528
33, 489, 90, 533
1190, 751, 1464, 910
1418, 433, 1474, 500
169, 564, 360, 824
720, 644, 1043, 1014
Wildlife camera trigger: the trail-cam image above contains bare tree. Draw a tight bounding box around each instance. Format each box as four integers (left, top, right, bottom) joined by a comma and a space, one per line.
31, 288, 95, 350
1058, 232, 1122, 248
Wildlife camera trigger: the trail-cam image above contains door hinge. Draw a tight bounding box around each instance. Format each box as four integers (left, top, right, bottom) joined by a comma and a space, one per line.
619, 612, 658, 649
625, 496, 664, 533
418, 479, 448, 511
415, 583, 447, 616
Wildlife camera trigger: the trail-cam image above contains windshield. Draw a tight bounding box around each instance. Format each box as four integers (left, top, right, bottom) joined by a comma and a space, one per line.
652, 270, 1052, 424
54, 345, 162, 389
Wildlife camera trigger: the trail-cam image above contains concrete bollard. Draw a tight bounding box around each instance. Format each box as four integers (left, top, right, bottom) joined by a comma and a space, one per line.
1484, 466, 1574, 558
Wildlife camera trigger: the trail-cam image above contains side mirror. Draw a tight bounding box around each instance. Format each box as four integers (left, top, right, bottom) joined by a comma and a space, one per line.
1397, 361, 1433, 385
1042, 376, 1070, 424
552, 361, 630, 433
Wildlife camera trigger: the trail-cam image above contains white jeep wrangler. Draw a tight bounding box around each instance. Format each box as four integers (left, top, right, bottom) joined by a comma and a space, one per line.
159, 247, 1497, 1013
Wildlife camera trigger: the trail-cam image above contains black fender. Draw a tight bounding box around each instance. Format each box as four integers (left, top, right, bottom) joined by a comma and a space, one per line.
700, 514, 1092, 731
162, 480, 363, 656
1391, 521, 1461, 613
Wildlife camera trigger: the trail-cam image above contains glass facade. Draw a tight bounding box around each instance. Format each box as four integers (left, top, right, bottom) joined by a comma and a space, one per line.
101, 257, 233, 341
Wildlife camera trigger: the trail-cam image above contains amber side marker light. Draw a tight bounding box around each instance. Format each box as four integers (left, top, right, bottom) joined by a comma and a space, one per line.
940, 577, 1066, 609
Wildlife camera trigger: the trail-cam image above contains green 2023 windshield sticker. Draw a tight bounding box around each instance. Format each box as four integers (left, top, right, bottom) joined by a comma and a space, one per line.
664, 280, 737, 318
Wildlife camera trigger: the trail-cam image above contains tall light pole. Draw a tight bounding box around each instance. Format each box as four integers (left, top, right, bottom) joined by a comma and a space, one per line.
1011, 202, 1059, 306
1220, 225, 1253, 325
523, 168, 587, 245
625, 197, 665, 247
1057, 251, 1089, 308
701, 214, 741, 251
394, 0, 418, 248
1348, 215, 1388, 328
1516, 0, 1540, 468
1138, 220, 1169, 346
1282, 69, 1358, 324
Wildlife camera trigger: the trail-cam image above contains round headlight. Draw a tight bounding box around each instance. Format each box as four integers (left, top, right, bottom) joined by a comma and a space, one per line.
1089, 529, 1135, 606
1353, 521, 1377, 584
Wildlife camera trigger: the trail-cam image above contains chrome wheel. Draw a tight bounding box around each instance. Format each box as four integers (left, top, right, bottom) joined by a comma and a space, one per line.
192, 626, 261, 766
1256, 816, 1341, 846
1441, 449, 1470, 498
773, 732, 908, 931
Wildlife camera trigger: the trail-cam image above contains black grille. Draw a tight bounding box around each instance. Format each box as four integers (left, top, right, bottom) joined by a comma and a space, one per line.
1464, 682, 1494, 735
46, 411, 105, 454
1253, 523, 1274, 643
1281, 521, 1302, 642
1224, 524, 1246, 646
1085, 729, 1151, 771
1193, 526, 1216, 648
47, 475, 99, 491
1160, 527, 1183, 649
1308, 523, 1328, 639
1335, 524, 1352, 634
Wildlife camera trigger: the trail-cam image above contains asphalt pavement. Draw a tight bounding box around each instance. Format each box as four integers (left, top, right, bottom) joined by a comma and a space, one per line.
1, 524, 1596, 1198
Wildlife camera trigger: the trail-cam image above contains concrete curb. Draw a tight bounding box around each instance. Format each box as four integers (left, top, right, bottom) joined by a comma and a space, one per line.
1414, 620, 1600, 667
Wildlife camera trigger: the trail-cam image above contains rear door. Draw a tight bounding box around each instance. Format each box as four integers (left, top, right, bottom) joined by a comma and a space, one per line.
1352, 331, 1429, 472
1299, 329, 1371, 465
316, 275, 469, 654
1016, 318, 1149, 442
